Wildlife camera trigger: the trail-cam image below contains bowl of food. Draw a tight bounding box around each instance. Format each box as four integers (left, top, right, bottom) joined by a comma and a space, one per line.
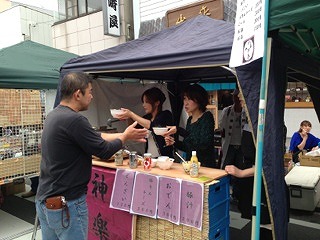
157, 157, 174, 170
110, 109, 124, 118
153, 127, 168, 136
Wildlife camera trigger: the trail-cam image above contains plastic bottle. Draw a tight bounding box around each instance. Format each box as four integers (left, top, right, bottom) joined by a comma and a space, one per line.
190, 151, 199, 178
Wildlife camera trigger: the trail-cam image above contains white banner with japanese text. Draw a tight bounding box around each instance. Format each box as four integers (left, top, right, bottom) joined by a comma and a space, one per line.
229, 0, 265, 67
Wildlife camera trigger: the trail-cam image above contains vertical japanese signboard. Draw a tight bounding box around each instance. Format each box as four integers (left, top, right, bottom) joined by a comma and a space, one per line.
130, 172, 159, 218
157, 176, 181, 225
229, 0, 265, 67
180, 180, 204, 230
87, 167, 133, 240
110, 169, 136, 212
102, 0, 120, 36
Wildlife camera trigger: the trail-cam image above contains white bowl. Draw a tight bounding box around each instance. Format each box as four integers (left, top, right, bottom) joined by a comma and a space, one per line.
110, 109, 124, 118
151, 158, 157, 168
157, 156, 169, 162
153, 127, 168, 136
157, 157, 174, 170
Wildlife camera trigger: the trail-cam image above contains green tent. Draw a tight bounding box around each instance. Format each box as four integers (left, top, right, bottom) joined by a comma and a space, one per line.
270, 0, 320, 62
0, 40, 77, 89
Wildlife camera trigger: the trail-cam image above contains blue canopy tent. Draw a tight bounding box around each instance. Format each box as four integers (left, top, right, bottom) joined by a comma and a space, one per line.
54, 6, 320, 238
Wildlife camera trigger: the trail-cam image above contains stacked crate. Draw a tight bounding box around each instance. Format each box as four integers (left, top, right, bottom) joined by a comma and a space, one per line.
0, 89, 43, 184
136, 176, 230, 240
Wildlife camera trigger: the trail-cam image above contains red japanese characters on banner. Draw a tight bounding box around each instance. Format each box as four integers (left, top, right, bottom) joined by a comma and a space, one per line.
87, 166, 133, 240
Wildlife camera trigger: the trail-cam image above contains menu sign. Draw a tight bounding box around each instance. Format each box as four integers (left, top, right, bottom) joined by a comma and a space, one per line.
180, 180, 204, 230
130, 172, 159, 218
157, 176, 181, 224
110, 169, 136, 212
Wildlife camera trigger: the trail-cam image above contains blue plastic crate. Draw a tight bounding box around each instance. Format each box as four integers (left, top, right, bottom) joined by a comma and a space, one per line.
209, 217, 230, 240
208, 176, 230, 207
209, 199, 230, 228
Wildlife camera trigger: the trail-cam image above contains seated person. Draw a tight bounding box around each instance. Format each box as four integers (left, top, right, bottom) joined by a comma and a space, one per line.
289, 120, 320, 163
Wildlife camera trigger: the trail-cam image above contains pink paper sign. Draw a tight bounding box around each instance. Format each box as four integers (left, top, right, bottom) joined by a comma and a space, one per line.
87, 167, 133, 240
157, 176, 181, 224
180, 180, 204, 230
130, 172, 159, 218
110, 169, 136, 212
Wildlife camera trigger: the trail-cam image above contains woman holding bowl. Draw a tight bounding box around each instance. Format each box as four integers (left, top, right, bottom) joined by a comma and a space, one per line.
116, 87, 174, 158
163, 84, 216, 168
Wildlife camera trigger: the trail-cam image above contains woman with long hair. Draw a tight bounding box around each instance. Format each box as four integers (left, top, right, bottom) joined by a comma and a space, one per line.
117, 87, 173, 157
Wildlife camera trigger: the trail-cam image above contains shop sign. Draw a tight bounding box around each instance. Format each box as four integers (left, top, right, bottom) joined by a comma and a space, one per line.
102, 0, 120, 36
166, 0, 223, 27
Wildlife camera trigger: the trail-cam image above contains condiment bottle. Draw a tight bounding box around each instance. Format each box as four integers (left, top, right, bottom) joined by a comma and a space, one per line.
189, 151, 199, 178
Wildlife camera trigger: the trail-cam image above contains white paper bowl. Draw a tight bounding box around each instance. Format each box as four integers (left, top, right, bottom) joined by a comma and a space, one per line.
110, 109, 124, 118
157, 157, 174, 170
151, 158, 157, 168
153, 127, 168, 136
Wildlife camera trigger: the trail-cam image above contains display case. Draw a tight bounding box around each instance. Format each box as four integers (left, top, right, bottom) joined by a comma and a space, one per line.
285, 82, 313, 108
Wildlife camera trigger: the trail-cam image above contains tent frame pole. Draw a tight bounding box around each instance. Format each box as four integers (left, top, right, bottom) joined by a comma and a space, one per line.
251, 0, 271, 239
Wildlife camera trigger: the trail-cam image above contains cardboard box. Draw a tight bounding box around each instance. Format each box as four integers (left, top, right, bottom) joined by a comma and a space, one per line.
285, 166, 320, 211
299, 155, 320, 167
1, 178, 25, 196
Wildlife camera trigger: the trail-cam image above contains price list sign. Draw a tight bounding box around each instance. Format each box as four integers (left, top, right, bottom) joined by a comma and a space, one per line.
180, 180, 204, 230
130, 172, 159, 218
110, 169, 136, 212
157, 176, 181, 224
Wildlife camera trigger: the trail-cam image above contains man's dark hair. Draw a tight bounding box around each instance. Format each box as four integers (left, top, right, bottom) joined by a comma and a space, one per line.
60, 72, 92, 100
182, 84, 209, 112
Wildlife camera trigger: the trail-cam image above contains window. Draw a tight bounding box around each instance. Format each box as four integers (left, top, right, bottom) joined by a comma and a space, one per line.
56, 0, 102, 23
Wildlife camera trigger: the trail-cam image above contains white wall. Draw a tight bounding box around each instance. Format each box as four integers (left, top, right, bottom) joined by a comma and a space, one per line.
0, 5, 53, 49
139, 0, 202, 22
52, 11, 122, 55
19, 7, 53, 46
0, 7, 22, 48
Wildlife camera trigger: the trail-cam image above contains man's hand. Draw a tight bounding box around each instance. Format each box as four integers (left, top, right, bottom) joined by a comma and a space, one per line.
121, 121, 147, 143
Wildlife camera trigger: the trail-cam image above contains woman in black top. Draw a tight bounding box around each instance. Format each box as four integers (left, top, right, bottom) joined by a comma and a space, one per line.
164, 84, 216, 167
117, 87, 174, 157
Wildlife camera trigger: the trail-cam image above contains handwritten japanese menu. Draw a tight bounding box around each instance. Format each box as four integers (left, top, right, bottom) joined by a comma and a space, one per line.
110, 169, 136, 212
130, 172, 159, 218
157, 176, 181, 224
180, 180, 204, 230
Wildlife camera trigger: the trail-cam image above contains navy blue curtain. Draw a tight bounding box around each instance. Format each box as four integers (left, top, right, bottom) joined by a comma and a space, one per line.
236, 42, 289, 240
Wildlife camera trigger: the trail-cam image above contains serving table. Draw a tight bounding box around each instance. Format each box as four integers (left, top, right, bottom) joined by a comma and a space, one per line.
88, 159, 230, 240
